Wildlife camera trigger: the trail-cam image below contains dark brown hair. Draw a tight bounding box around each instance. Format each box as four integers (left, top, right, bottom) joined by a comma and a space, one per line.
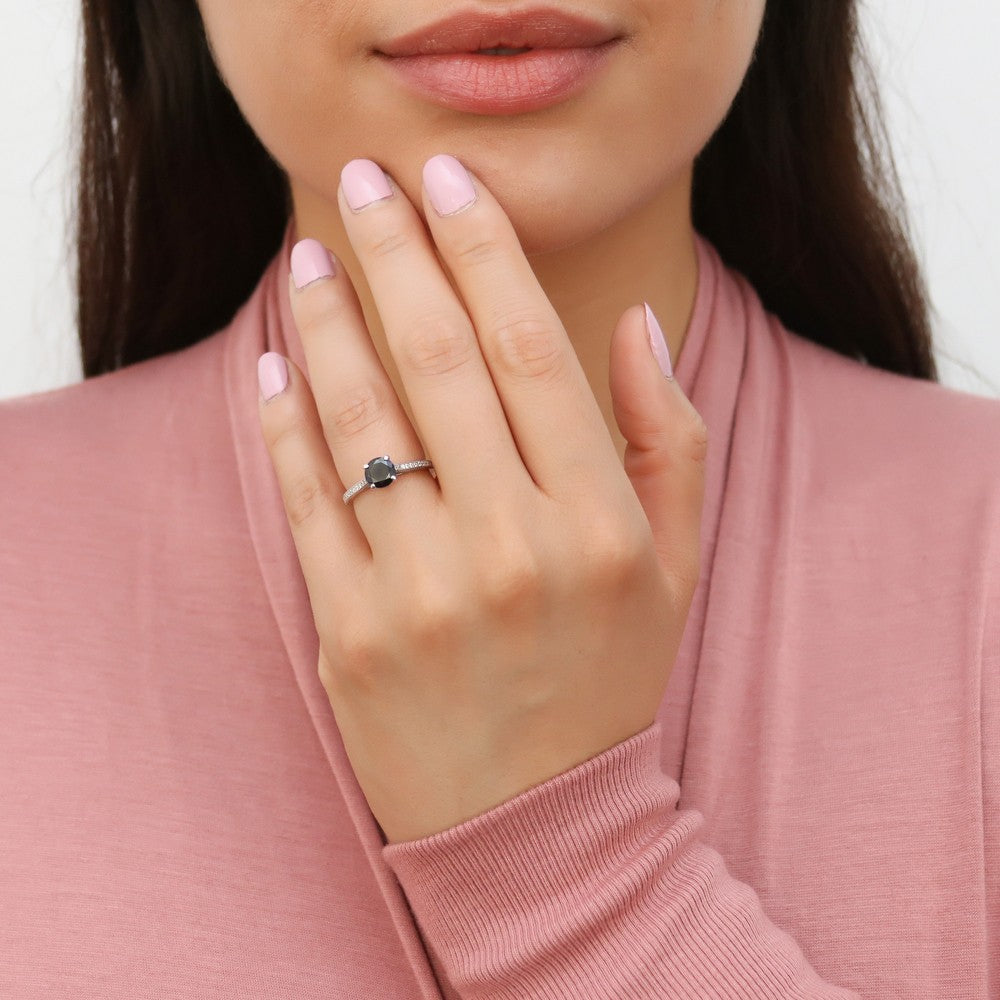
75, 0, 938, 382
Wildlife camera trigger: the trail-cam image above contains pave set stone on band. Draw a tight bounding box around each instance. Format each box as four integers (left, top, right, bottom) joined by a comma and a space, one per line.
342, 455, 437, 505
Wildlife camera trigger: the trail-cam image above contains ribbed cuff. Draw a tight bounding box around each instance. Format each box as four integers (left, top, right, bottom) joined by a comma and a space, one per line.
382, 721, 678, 988
381, 720, 858, 1000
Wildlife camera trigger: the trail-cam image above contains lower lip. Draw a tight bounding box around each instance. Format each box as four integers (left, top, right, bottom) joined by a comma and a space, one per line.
377, 42, 619, 115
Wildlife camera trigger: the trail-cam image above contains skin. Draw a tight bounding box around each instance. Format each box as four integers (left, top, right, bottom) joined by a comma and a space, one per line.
199, 0, 768, 847
196, 0, 766, 463
260, 158, 713, 844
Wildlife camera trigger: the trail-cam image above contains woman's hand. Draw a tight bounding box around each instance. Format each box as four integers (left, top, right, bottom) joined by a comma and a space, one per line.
257, 155, 707, 845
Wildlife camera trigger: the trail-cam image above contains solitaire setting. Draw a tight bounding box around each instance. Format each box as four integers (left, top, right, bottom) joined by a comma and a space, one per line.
365, 456, 397, 488
343, 455, 436, 504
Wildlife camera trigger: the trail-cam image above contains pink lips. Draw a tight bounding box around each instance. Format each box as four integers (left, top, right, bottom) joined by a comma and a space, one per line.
379, 44, 619, 115
374, 6, 622, 114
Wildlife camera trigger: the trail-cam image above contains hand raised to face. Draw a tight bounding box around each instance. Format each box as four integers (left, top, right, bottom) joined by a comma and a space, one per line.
256, 154, 707, 845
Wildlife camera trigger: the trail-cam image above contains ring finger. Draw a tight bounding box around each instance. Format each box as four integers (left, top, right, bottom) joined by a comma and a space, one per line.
287, 239, 443, 555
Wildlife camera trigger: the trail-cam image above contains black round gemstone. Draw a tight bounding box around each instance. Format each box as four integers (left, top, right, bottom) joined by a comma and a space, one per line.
365, 456, 397, 488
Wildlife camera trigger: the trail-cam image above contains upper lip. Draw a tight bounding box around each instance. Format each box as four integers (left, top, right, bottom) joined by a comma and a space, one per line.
375, 5, 621, 56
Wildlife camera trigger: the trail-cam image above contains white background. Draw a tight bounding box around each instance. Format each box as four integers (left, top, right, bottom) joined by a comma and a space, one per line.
1, 0, 998, 402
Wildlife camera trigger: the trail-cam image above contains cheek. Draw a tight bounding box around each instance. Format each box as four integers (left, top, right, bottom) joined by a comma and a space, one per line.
634, 1, 767, 162
197, 0, 359, 169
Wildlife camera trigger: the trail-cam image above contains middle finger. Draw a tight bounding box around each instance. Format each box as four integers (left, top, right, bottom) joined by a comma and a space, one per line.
336, 157, 530, 515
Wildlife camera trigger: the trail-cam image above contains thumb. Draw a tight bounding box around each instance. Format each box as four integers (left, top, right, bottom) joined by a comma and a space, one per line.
608, 302, 707, 580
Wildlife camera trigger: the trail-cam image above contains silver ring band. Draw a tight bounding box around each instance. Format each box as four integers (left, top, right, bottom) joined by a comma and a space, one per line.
343, 455, 436, 505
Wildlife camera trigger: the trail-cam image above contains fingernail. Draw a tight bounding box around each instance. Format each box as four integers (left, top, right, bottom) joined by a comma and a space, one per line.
424, 154, 477, 216
258, 352, 288, 402
341, 159, 394, 212
644, 302, 673, 380
290, 239, 337, 289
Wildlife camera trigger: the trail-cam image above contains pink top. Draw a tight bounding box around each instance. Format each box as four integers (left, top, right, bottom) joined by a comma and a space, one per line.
1, 224, 997, 999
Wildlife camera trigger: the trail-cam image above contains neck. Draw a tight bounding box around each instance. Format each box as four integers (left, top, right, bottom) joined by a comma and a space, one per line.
289, 166, 698, 465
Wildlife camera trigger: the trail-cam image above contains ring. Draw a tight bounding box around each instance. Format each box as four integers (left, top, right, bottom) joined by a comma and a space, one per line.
342, 455, 437, 505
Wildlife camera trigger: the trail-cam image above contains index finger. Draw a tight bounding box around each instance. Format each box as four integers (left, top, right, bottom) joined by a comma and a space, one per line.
420, 153, 622, 501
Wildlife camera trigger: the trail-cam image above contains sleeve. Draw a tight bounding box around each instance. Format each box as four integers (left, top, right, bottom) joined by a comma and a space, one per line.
981, 512, 999, 994
381, 720, 860, 1000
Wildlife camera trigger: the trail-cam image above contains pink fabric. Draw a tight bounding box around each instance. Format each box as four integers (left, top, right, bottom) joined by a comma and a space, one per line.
1, 222, 997, 998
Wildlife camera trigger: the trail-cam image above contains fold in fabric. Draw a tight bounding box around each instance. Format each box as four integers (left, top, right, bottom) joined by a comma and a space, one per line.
0, 220, 997, 998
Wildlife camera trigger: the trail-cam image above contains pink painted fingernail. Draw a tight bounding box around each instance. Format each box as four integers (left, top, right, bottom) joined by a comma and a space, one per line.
258, 352, 288, 402
423, 154, 477, 216
290, 239, 337, 289
341, 159, 394, 212
644, 302, 673, 380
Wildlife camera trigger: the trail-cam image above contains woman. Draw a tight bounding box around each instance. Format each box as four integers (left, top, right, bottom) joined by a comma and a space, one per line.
1, 0, 996, 996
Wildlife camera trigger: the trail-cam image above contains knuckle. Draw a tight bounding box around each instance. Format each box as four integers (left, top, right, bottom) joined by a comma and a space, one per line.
362, 227, 411, 261
478, 536, 541, 612
283, 470, 340, 529
402, 315, 477, 377
492, 313, 565, 383
326, 380, 390, 443
261, 404, 310, 452
404, 579, 463, 646
576, 512, 649, 589
681, 410, 710, 466
297, 287, 345, 338
332, 623, 385, 693
452, 231, 505, 268
665, 547, 702, 603
317, 653, 337, 697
